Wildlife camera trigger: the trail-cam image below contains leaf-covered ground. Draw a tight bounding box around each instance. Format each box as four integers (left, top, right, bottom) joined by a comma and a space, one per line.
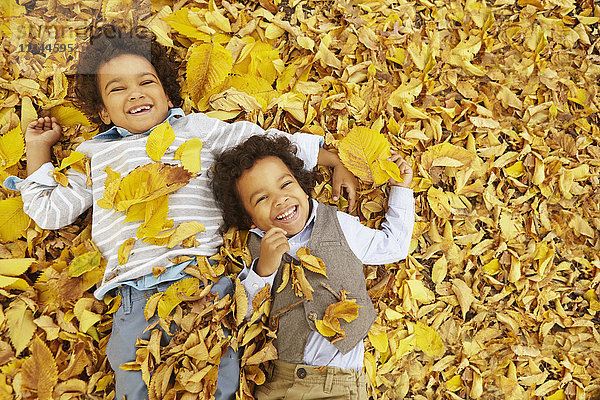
1, 0, 600, 399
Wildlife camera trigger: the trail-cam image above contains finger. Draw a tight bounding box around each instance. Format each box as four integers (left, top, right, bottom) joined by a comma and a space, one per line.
331, 181, 340, 202
388, 153, 402, 162
265, 227, 287, 238
345, 182, 357, 211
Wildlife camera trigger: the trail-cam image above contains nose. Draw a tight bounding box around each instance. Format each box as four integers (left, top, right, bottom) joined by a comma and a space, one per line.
275, 194, 289, 206
128, 88, 145, 101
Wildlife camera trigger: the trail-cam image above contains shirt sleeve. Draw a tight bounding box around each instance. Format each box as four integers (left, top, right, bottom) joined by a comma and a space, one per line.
200, 115, 322, 170
238, 259, 277, 319
17, 162, 93, 230
337, 186, 415, 265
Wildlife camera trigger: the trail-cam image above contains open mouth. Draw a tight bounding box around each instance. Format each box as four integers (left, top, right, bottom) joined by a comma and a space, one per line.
128, 105, 152, 114
276, 205, 298, 221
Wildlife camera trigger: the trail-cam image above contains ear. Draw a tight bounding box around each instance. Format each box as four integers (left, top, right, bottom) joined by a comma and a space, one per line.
98, 106, 112, 125
250, 223, 257, 229
167, 98, 174, 108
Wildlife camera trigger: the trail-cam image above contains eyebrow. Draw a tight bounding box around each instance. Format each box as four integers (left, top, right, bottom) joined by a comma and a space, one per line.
103, 72, 157, 91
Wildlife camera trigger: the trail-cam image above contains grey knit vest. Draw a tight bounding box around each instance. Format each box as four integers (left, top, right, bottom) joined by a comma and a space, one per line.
247, 202, 377, 363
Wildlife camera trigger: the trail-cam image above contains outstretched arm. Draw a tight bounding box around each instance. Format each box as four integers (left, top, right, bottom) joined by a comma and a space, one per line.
317, 148, 359, 211
337, 154, 415, 264
24, 117, 62, 175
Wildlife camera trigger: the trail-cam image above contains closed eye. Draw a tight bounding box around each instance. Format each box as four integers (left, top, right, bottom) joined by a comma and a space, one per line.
282, 181, 292, 188
255, 195, 267, 205
141, 80, 155, 85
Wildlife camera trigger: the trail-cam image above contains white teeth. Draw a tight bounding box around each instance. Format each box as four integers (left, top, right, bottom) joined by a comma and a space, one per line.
276, 206, 296, 221
129, 105, 151, 114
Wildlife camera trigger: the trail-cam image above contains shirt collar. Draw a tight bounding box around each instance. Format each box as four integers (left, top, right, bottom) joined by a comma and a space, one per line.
249, 198, 318, 239
92, 108, 185, 139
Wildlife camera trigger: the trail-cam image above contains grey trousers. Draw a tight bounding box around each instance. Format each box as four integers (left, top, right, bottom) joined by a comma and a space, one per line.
106, 276, 239, 400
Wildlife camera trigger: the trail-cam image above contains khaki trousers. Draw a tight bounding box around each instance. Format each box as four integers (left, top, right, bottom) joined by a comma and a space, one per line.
254, 360, 369, 400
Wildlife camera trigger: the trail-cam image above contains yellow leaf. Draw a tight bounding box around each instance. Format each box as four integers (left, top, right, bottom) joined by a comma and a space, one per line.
0, 0, 26, 16
277, 92, 307, 124
296, 247, 327, 277
186, 42, 233, 110
414, 321, 444, 358
225, 74, 277, 112
157, 278, 199, 318
364, 352, 377, 385
292, 263, 314, 301
338, 127, 395, 185
378, 158, 403, 182
245, 342, 278, 365
0, 258, 33, 276
504, 161, 525, 178
0, 125, 24, 169
420, 142, 479, 171
368, 330, 389, 353
406, 280, 435, 304
451, 278, 476, 319
114, 163, 193, 212
186, 340, 209, 360
77, 308, 102, 333
174, 138, 203, 173
51, 170, 69, 187
57, 151, 86, 171
144, 292, 163, 321
388, 78, 422, 108
21, 337, 58, 400
97, 166, 122, 210
315, 319, 338, 337
482, 259, 501, 275
325, 298, 360, 323
0, 196, 30, 242
147, 120, 175, 161
276, 262, 291, 293
0, 258, 33, 290
118, 238, 136, 265
431, 255, 447, 284
234, 278, 248, 326
49, 105, 91, 127
547, 390, 566, 400
20, 96, 37, 129
33, 315, 59, 341
5, 299, 36, 355
427, 187, 452, 219
69, 251, 102, 277
167, 221, 205, 248
137, 197, 170, 239
445, 375, 463, 391
166, 7, 215, 42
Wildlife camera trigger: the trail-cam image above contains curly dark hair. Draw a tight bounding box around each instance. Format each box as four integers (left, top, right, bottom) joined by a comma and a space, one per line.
211, 135, 315, 231
74, 25, 182, 131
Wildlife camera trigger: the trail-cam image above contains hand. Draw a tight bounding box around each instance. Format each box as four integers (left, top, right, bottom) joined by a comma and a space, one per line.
255, 228, 290, 277
389, 152, 413, 188
332, 162, 358, 211
25, 117, 62, 147
24, 117, 62, 176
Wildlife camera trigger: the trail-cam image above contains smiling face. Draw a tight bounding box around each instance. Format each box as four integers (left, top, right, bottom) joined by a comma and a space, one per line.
236, 156, 310, 237
97, 54, 173, 134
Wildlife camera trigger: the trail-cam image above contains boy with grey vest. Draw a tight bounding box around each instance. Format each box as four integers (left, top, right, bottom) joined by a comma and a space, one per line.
211, 135, 414, 399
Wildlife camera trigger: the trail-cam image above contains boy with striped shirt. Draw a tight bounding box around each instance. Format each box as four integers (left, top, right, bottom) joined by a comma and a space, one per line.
6, 26, 357, 400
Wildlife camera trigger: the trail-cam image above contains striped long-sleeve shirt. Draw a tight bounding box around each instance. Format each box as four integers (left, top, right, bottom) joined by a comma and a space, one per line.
17, 109, 321, 298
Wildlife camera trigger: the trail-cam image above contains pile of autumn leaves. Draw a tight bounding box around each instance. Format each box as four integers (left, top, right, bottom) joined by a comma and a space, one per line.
1, 0, 600, 398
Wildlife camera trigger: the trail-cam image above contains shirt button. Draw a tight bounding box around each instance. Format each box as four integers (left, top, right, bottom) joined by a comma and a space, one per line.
308, 312, 317, 321
296, 368, 307, 379
252, 283, 259, 290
